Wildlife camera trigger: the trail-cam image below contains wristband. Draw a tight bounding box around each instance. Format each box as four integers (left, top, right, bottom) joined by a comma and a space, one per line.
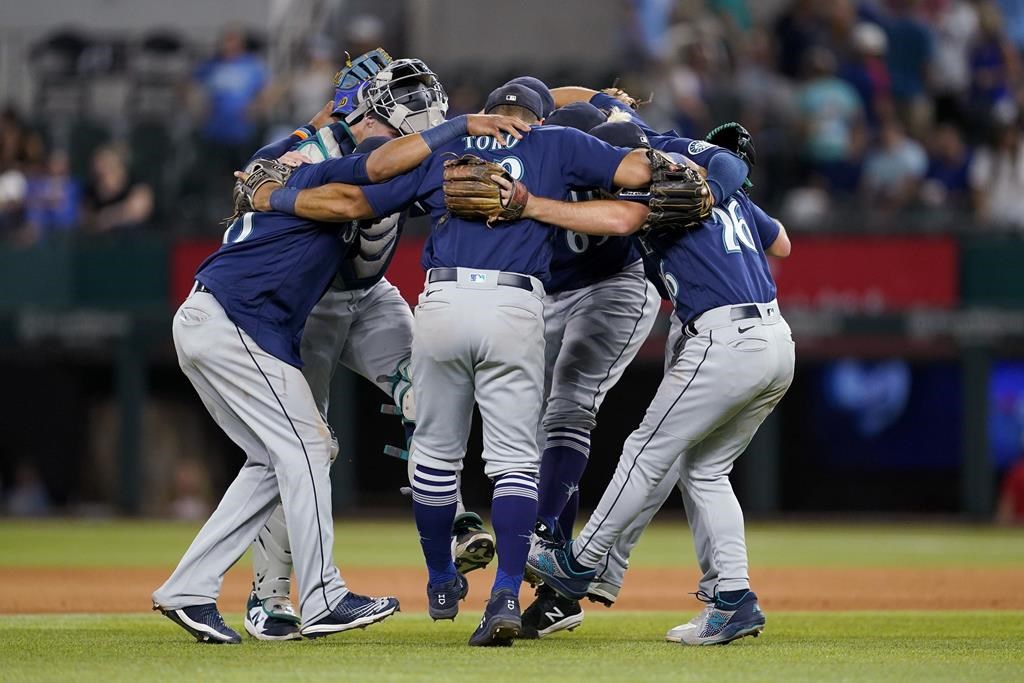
291, 124, 316, 141
269, 187, 300, 214
421, 115, 469, 151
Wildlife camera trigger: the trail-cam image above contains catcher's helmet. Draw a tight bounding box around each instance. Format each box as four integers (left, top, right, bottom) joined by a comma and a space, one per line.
346, 58, 448, 135
332, 48, 393, 116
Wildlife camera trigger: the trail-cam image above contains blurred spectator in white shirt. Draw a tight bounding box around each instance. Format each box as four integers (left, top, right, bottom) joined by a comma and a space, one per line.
970, 120, 1024, 228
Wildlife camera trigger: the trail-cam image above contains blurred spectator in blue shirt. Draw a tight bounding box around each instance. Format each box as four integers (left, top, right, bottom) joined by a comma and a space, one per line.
883, 0, 935, 135
192, 26, 268, 145
23, 149, 79, 241
862, 118, 928, 210
838, 22, 893, 128
922, 122, 973, 208
969, 2, 1021, 113
775, 0, 823, 79
996, 0, 1024, 51
797, 46, 866, 192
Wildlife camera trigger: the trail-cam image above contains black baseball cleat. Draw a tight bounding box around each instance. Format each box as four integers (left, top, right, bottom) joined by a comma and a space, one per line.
299, 592, 400, 639
155, 602, 242, 644
521, 584, 584, 639
468, 589, 522, 647
428, 572, 469, 621
452, 512, 496, 574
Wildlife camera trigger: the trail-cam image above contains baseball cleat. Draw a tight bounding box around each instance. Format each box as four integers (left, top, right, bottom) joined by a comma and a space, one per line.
523, 522, 559, 586
586, 580, 620, 607
427, 572, 469, 621
155, 602, 241, 644
665, 603, 715, 642
299, 591, 400, 639
452, 512, 495, 574
468, 589, 522, 647
244, 591, 301, 641
675, 590, 766, 645
521, 584, 584, 639
526, 539, 595, 601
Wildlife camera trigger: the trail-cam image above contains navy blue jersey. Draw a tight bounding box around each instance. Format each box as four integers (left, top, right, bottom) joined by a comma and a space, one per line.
361, 125, 630, 283
195, 153, 371, 366
640, 191, 780, 324
546, 189, 640, 293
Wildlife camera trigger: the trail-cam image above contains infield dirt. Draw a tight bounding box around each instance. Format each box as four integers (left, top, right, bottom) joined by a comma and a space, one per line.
4, 566, 1022, 614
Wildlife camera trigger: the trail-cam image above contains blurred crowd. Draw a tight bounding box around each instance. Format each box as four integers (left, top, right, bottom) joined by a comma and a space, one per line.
3, 0, 1024, 246
620, 0, 1024, 230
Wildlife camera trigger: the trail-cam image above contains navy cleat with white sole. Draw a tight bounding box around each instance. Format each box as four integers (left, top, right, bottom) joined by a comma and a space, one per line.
156, 602, 241, 644
243, 591, 301, 641
526, 539, 595, 601
676, 590, 766, 645
299, 592, 400, 639
428, 572, 469, 621
468, 589, 522, 647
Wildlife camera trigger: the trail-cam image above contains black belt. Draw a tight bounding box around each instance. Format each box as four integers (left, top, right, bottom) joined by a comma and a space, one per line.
194, 281, 212, 294
684, 304, 762, 336
428, 268, 533, 291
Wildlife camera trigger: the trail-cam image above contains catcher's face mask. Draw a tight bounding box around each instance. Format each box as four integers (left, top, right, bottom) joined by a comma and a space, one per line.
348, 58, 448, 136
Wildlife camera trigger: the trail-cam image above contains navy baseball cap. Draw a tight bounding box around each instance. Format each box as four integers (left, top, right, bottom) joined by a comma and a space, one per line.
589, 121, 650, 149
505, 75, 555, 117
545, 101, 607, 132
484, 84, 544, 120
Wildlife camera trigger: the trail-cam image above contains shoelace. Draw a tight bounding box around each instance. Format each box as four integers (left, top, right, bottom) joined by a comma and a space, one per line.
690, 590, 716, 604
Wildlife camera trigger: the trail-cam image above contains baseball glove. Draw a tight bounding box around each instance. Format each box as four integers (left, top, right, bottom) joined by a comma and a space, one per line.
645, 148, 714, 232
442, 155, 528, 226
600, 86, 643, 111
705, 121, 756, 189
230, 158, 293, 220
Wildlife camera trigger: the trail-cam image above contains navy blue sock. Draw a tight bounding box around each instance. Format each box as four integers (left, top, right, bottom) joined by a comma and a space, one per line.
535, 428, 590, 536
717, 589, 750, 605
411, 464, 458, 586
490, 472, 538, 596
557, 488, 580, 540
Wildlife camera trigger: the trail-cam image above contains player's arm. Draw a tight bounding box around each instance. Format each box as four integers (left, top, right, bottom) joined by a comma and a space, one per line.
552, 86, 660, 137
766, 220, 791, 258
492, 174, 647, 236
524, 195, 649, 236
245, 102, 336, 165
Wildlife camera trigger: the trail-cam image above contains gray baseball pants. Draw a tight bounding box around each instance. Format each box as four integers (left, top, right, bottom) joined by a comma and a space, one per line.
540, 260, 660, 437
410, 268, 546, 479
153, 290, 346, 625
575, 301, 794, 596
252, 278, 414, 601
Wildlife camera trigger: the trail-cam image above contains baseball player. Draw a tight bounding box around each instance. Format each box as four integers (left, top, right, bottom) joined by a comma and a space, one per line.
523, 122, 794, 645
518, 111, 757, 638
237, 55, 497, 641
242, 82, 663, 645
470, 92, 661, 639
151, 106, 529, 643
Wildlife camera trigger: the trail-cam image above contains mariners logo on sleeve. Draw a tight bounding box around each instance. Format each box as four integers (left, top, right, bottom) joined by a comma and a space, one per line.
687, 140, 712, 155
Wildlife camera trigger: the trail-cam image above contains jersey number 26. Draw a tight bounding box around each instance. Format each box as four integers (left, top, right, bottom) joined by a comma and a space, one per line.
712, 199, 756, 254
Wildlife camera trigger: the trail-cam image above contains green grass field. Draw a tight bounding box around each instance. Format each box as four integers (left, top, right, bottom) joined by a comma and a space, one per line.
3, 520, 1023, 682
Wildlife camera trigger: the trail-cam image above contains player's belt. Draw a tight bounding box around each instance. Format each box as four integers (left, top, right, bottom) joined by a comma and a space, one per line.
684, 303, 767, 337
428, 268, 533, 291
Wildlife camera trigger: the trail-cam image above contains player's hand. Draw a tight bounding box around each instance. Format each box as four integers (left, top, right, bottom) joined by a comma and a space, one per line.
309, 100, 336, 129
490, 173, 534, 217
233, 170, 280, 211
277, 151, 313, 168
465, 114, 533, 141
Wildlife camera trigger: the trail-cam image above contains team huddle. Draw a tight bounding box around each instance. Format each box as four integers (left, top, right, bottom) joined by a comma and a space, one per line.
151, 48, 794, 648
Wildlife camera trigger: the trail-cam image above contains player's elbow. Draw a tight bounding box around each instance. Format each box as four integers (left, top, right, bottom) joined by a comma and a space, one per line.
767, 223, 791, 258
